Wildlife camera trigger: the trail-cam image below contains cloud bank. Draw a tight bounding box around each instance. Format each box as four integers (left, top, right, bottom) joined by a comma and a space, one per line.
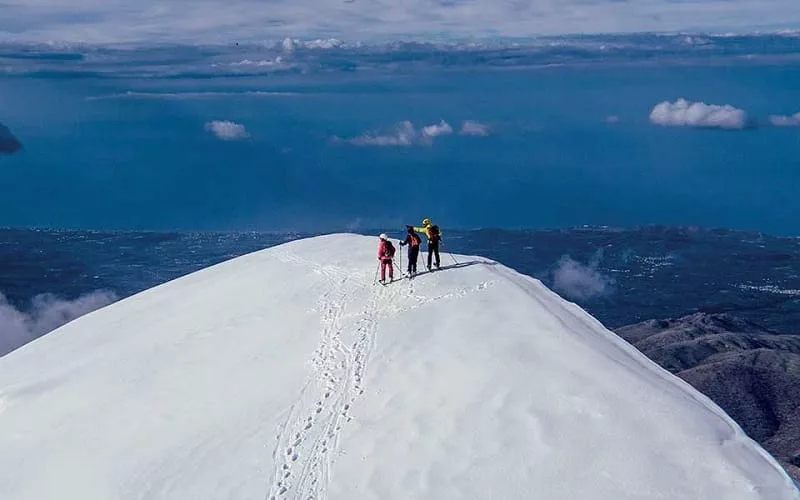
650, 98, 748, 130
340, 119, 491, 147
551, 255, 613, 301
422, 120, 454, 138
460, 120, 490, 136
1, 290, 118, 356
2, 0, 800, 44
205, 120, 250, 140
0, 122, 22, 154
768, 112, 800, 127
341, 120, 451, 147
345, 121, 418, 147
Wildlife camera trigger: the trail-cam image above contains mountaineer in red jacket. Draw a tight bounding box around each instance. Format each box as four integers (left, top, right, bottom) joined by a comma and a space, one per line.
377, 233, 396, 284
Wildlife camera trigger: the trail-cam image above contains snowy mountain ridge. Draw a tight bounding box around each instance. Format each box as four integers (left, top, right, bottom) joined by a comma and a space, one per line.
0, 233, 797, 499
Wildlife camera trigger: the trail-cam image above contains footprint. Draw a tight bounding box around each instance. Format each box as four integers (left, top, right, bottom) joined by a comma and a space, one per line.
292, 454, 299, 461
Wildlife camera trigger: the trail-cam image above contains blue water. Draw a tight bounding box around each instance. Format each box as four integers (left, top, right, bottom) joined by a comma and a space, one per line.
2, 34, 800, 234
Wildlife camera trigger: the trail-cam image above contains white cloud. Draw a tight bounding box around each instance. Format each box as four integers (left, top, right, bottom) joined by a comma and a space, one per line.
459, 120, 490, 136
551, 255, 613, 301
421, 120, 453, 138
230, 57, 283, 67
1, 290, 118, 356
649, 98, 748, 130
346, 121, 417, 147
768, 112, 800, 127
605, 116, 621, 124
205, 120, 250, 140
2, 0, 800, 45
280, 38, 344, 52
342, 120, 456, 147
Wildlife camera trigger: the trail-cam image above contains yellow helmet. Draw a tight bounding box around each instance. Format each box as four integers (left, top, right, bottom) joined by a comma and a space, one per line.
422, 218, 431, 226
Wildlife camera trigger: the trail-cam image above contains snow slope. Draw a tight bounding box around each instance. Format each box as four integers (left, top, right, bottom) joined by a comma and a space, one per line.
0, 234, 797, 500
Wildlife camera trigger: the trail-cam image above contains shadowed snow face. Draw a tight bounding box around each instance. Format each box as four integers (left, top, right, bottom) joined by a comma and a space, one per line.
1, 0, 799, 43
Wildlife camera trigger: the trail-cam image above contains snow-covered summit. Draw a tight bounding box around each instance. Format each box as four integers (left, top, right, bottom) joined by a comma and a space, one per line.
0, 234, 797, 499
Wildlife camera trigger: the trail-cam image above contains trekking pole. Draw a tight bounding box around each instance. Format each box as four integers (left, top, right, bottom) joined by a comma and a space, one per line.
443, 241, 459, 265
373, 261, 380, 285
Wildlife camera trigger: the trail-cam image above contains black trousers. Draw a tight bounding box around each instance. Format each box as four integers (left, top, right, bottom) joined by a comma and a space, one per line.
407, 245, 419, 273
427, 242, 440, 269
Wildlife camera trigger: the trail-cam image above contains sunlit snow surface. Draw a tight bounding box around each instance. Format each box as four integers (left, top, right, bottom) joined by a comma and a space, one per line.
0, 234, 796, 499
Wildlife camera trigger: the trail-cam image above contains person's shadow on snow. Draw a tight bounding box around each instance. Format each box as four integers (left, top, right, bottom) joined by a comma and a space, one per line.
401, 259, 497, 282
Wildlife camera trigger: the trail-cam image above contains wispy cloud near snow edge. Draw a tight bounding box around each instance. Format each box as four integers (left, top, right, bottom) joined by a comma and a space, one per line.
1, 290, 118, 356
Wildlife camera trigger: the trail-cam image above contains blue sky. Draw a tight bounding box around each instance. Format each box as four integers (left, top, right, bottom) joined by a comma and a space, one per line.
1, 0, 799, 44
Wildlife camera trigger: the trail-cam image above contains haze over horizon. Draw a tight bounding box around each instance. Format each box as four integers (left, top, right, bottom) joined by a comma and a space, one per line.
2, 0, 800, 45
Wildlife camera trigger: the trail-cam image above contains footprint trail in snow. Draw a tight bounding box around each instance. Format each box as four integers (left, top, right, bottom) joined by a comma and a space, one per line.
267, 253, 393, 500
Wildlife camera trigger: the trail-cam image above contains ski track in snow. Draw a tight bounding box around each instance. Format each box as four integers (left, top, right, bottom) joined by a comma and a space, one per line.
267, 250, 495, 500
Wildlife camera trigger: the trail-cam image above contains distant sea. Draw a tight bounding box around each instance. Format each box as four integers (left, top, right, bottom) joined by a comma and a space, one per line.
2, 226, 799, 355
2, 33, 800, 234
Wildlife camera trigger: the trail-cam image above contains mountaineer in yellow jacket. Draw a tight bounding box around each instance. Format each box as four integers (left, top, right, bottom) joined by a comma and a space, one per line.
413, 218, 442, 271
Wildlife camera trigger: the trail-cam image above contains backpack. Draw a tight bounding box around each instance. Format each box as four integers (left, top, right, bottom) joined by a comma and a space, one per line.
410, 233, 421, 247
383, 240, 396, 258
428, 225, 441, 242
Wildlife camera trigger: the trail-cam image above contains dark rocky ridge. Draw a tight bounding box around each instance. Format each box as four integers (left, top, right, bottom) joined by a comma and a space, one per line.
616, 312, 800, 482
0, 122, 22, 154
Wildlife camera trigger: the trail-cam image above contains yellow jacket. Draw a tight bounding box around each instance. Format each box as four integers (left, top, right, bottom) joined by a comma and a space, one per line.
414, 224, 442, 243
